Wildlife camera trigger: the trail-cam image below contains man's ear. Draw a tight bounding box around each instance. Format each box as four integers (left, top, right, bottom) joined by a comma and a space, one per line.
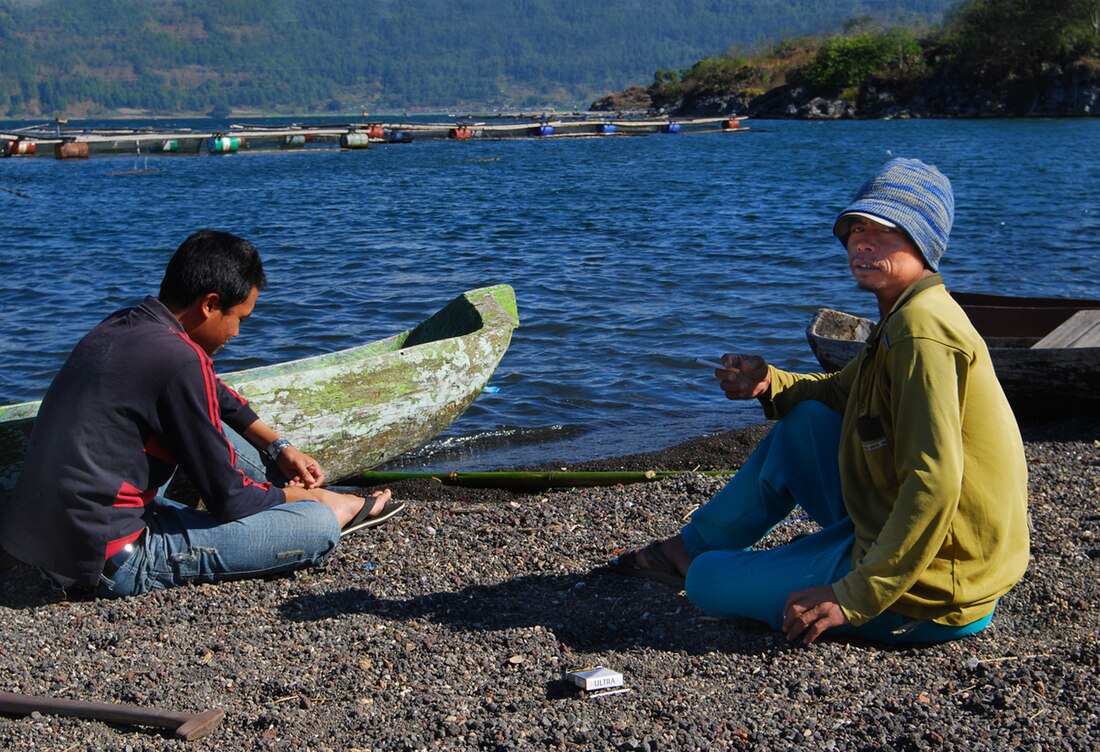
199, 292, 222, 318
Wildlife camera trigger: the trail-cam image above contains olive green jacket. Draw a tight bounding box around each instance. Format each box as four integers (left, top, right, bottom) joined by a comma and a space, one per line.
764, 275, 1029, 626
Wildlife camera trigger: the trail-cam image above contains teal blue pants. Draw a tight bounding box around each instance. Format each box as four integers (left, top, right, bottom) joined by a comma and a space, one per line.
680, 401, 993, 645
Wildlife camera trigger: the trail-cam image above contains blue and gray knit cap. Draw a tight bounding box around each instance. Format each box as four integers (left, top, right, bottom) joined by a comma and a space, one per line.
832, 157, 955, 271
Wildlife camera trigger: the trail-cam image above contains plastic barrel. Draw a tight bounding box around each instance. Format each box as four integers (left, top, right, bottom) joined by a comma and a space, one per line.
340, 132, 370, 149
367, 125, 385, 140
535, 125, 554, 137
207, 136, 239, 154
448, 127, 473, 140
54, 141, 89, 159
661, 123, 681, 134
599, 124, 616, 135
4, 140, 37, 157
281, 135, 306, 148
722, 119, 741, 130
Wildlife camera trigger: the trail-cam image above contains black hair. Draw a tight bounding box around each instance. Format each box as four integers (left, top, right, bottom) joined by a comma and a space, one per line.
158, 229, 267, 311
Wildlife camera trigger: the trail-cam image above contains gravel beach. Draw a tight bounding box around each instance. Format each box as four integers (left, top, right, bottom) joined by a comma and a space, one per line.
0, 416, 1096, 751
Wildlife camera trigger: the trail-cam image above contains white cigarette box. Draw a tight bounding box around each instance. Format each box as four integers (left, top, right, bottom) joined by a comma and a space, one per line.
567, 666, 624, 692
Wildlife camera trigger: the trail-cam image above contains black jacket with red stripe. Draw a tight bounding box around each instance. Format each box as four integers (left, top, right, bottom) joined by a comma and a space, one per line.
0, 296, 284, 588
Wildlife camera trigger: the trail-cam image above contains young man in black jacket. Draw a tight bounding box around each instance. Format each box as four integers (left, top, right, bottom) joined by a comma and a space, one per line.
1, 229, 401, 597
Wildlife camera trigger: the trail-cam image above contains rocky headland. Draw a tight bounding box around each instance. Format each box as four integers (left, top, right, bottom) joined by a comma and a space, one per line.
592, 61, 1100, 119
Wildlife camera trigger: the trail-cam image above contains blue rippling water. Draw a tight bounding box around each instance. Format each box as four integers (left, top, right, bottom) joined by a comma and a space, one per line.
1, 117, 1098, 471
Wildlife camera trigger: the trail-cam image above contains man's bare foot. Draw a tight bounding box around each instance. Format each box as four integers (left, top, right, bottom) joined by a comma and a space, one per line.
633, 535, 691, 577
607, 534, 691, 589
314, 488, 376, 527
361, 489, 391, 517
286, 486, 403, 532
339, 489, 405, 536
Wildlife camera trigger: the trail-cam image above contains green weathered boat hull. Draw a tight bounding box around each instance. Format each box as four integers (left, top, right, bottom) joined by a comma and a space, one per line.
0, 285, 518, 502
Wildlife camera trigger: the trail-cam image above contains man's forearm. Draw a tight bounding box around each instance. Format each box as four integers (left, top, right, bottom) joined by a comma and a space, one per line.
241, 419, 281, 451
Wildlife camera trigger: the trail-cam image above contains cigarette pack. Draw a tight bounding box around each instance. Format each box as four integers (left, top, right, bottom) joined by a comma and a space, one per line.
566, 666, 624, 692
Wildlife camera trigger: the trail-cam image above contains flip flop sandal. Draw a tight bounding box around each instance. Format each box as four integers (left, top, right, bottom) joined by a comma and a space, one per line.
606, 541, 686, 590
340, 498, 407, 537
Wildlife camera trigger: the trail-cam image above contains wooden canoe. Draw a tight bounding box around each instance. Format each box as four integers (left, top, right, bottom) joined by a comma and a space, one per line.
805, 290, 1100, 416
0, 285, 519, 501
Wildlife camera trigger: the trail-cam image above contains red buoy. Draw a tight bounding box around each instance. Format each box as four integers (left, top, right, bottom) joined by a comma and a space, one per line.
4, 140, 37, 157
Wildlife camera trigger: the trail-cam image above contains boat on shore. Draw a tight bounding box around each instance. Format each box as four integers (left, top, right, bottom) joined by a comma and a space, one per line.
0, 285, 519, 503
806, 291, 1100, 416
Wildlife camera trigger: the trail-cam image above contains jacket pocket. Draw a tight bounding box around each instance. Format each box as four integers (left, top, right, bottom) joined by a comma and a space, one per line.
857, 415, 896, 493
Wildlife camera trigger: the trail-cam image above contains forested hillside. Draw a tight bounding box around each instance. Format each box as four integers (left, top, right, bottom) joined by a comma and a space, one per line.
593, 0, 1100, 118
0, 0, 957, 117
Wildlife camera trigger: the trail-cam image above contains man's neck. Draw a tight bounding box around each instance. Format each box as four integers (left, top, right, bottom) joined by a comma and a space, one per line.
876, 269, 935, 317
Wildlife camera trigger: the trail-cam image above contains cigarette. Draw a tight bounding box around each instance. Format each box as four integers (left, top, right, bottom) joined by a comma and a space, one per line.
695, 358, 740, 373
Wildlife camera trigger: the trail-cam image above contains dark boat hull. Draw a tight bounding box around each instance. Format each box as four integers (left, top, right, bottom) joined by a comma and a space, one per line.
806, 291, 1100, 416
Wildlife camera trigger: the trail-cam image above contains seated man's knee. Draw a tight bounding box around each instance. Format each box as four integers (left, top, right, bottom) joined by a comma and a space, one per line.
782, 401, 839, 431
289, 502, 342, 556
684, 551, 746, 619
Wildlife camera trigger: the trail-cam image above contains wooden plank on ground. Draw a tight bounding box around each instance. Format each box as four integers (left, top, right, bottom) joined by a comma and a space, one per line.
1032, 309, 1100, 349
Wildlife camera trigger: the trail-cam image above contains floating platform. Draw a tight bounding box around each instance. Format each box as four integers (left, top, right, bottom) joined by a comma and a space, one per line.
1, 116, 750, 160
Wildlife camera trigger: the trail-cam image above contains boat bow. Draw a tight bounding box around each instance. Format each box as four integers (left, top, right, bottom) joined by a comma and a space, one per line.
0, 285, 519, 502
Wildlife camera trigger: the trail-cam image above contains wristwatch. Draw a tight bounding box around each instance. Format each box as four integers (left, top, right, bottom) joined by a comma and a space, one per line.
265, 437, 292, 461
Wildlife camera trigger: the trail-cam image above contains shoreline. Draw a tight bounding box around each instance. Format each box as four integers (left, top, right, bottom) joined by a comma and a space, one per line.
0, 415, 1096, 749
371, 414, 1098, 503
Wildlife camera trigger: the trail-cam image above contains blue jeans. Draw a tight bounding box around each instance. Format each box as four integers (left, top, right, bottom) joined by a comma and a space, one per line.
96, 497, 340, 597
97, 426, 340, 598
680, 401, 994, 645
223, 423, 291, 486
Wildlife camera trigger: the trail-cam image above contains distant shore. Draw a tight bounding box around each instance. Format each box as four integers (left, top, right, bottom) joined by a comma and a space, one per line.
592, 66, 1100, 121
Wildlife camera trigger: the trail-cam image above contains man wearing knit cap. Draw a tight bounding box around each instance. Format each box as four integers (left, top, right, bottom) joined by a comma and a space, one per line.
609, 158, 1029, 646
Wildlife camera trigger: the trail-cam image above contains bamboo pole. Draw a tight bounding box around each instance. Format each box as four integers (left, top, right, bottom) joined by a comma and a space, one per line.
355, 469, 737, 492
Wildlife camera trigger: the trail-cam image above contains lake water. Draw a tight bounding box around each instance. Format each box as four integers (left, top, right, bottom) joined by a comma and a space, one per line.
1, 117, 1098, 471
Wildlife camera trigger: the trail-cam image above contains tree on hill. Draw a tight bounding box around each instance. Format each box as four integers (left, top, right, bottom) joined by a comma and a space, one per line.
792, 27, 926, 94
939, 0, 1099, 77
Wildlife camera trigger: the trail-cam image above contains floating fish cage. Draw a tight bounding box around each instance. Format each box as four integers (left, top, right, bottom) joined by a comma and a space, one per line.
0, 116, 748, 162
